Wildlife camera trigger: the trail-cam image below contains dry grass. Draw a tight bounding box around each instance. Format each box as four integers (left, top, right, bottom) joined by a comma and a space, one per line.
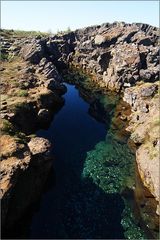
0, 29, 50, 39
1, 57, 26, 93
0, 135, 18, 157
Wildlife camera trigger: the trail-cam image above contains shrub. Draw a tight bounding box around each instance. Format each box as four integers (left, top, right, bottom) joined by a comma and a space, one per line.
0, 53, 9, 61
1, 119, 15, 135
17, 90, 28, 97
57, 26, 72, 35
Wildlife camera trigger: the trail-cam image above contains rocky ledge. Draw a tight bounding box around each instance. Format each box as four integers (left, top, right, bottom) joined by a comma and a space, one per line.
70, 22, 159, 236
1, 136, 52, 229
0, 29, 66, 229
0, 22, 159, 235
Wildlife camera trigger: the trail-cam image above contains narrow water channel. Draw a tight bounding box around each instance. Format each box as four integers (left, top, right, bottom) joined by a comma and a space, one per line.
28, 83, 125, 239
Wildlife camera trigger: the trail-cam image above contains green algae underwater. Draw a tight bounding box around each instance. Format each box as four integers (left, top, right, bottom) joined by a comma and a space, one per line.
65, 70, 148, 239
82, 133, 146, 239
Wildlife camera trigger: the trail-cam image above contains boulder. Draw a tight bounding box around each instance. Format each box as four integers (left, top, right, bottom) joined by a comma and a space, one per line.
45, 79, 67, 95
95, 26, 123, 46
28, 137, 51, 156
95, 35, 107, 45
1, 136, 53, 230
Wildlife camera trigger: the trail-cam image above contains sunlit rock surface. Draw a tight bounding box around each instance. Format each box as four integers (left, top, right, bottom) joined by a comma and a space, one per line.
0, 22, 159, 238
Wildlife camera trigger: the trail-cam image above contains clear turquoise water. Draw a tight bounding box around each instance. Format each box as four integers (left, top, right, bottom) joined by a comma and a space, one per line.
3, 82, 147, 239
28, 83, 125, 239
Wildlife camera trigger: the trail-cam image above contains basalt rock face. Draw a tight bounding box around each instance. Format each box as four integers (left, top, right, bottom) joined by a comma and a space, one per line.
0, 22, 159, 236
71, 22, 159, 91
0, 30, 66, 231
65, 22, 159, 236
20, 38, 46, 64
19, 22, 159, 93
123, 82, 159, 238
69, 22, 159, 236
124, 83, 159, 210
20, 32, 75, 69
1, 136, 52, 229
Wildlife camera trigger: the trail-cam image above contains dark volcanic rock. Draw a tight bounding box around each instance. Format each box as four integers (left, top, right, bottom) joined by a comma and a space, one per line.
20, 38, 46, 64
45, 79, 67, 95
1, 136, 52, 230
38, 58, 62, 81
18, 22, 159, 92
1, 22, 159, 237
70, 22, 159, 91
38, 89, 64, 109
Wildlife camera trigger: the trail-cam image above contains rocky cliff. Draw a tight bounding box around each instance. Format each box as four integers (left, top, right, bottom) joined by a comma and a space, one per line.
0, 30, 66, 229
72, 22, 159, 91
0, 22, 159, 236
70, 22, 159, 236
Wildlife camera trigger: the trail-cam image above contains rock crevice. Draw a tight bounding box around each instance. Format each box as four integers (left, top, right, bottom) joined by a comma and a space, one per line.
0, 22, 159, 236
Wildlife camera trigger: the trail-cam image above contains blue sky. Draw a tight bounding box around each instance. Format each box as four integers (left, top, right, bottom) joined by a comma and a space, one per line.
1, 1, 159, 32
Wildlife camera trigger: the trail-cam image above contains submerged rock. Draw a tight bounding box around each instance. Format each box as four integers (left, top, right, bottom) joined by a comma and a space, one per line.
82, 132, 135, 194
121, 199, 147, 240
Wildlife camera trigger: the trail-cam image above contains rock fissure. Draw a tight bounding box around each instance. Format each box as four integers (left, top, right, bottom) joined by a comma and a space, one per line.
0, 21, 159, 238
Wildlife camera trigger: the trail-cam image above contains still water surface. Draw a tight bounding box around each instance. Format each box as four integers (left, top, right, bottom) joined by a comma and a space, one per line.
28, 83, 124, 239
